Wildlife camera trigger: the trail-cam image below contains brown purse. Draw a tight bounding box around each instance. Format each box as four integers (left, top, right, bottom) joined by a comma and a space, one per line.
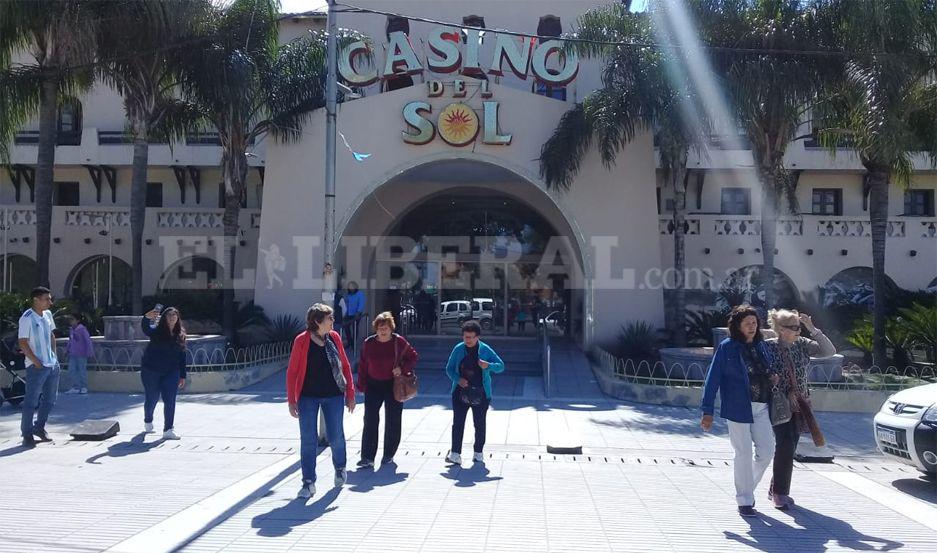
392, 335, 418, 403
781, 347, 825, 447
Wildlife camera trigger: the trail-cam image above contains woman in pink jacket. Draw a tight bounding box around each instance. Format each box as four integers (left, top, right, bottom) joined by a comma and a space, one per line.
65, 313, 94, 394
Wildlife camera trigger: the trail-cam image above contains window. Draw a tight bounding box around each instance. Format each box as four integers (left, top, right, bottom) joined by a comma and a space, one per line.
57, 99, 82, 146
904, 189, 935, 216
146, 182, 163, 208
445, 303, 458, 313
720, 187, 751, 215
53, 182, 80, 206
812, 188, 842, 215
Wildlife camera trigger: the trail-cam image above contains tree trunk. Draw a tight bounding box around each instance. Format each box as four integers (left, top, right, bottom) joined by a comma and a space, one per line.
221, 149, 248, 346
759, 168, 779, 311
129, 125, 149, 315
34, 77, 59, 288
867, 169, 890, 368
670, 160, 689, 347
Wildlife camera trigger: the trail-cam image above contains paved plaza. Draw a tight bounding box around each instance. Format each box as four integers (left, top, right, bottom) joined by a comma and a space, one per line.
1, 367, 935, 553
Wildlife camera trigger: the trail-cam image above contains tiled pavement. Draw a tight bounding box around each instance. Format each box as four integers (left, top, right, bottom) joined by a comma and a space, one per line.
1, 368, 935, 553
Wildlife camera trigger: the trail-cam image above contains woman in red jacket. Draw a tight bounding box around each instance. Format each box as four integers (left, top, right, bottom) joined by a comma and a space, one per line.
286, 303, 356, 500
356, 311, 418, 468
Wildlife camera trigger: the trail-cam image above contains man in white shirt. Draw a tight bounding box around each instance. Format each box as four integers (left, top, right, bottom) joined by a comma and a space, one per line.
18, 286, 60, 448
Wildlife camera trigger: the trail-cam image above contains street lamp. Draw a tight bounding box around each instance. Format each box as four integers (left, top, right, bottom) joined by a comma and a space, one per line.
1, 207, 8, 292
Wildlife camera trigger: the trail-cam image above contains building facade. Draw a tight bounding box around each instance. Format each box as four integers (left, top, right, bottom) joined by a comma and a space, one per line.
3, 1, 936, 346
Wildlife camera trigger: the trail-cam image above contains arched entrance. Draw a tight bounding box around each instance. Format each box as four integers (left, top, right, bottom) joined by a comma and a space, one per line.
67, 255, 132, 311
0, 254, 37, 295
338, 159, 586, 339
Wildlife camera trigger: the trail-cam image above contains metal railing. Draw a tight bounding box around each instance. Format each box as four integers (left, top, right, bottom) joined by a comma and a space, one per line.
56, 341, 292, 373
540, 321, 552, 397
596, 348, 936, 392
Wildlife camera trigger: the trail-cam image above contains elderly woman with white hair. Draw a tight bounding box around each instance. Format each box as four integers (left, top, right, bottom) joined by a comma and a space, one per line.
764, 309, 836, 510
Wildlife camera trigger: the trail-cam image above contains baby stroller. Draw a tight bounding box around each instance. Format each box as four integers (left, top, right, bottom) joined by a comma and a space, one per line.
0, 338, 26, 407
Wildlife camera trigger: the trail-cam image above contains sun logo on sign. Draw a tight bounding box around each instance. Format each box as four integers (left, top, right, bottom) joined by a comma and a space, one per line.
438, 103, 480, 146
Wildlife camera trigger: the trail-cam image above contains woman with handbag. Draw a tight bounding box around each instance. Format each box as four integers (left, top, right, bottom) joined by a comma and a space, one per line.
700, 304, 779, 518
356, 311, 419, 468
765, 309, 835, 510
445, 320, 505, 465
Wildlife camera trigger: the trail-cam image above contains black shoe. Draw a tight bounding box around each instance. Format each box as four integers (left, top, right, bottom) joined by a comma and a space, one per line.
33, 428, 51, 442
356, 459, 374, 468
22, 435, 36, 448
738, 505, 758, 518
380, 457, 395, 465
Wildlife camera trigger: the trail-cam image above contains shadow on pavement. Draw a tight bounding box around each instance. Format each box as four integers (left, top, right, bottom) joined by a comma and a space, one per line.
891, 476, 937, 505
725, 505, 904, 552
251, 488, 341, 537
348, 462, 409, 493
0, 442, 32, 458
440, 462, 504, 487
85, 432, 165, 464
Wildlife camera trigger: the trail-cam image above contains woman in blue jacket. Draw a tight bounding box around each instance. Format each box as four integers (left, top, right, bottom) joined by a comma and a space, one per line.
141, 307, 187, 440
700, 304, 778, 518
444, 320, 505, 465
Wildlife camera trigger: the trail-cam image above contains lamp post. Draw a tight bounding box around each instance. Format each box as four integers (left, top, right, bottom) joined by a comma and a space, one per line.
98, 213, 113, 306
1, 207, 8, 293
323, 0, 338, 290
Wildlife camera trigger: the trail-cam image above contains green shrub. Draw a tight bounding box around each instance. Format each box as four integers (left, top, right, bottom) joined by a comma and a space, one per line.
263, 314, 304, 343
614, 321, 659, 359
685, 308, 730, 346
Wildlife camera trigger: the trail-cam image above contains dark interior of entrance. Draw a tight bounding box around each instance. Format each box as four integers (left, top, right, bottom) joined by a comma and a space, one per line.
374, 190, 576, 338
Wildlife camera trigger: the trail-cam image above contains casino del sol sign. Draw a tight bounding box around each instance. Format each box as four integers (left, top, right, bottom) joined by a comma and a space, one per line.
338, 28, 579, 147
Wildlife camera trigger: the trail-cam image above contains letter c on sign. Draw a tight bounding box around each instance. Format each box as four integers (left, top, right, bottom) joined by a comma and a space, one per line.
338, 41, 378, 87
402, 102, 435, 145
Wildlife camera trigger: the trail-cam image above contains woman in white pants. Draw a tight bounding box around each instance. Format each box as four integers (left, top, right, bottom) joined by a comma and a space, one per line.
700, 304, 778, 517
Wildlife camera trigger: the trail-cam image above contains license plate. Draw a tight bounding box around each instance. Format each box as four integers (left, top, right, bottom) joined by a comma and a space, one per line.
877, 428, 898, 446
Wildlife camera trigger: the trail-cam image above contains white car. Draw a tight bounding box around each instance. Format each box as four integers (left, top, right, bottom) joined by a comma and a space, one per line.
873, 383, 937, 475
439, 299, 494, 328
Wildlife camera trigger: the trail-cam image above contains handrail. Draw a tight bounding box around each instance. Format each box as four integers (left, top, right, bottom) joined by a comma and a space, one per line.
540, 321, 551, 397
596, 348, 936, 392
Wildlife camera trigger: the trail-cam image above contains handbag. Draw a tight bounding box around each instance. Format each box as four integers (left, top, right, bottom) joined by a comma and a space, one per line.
769, 385, 792, 426
781, 347, 826, 447
391, 335, 418, 403
459, 385, 486, 406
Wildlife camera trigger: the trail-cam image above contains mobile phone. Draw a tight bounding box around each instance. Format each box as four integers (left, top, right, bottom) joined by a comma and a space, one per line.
154, 303, 164, 314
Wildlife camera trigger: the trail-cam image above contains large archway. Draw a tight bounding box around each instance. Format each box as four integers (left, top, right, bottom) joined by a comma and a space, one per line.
338, 159, 587, 340
67, 255, 132, 312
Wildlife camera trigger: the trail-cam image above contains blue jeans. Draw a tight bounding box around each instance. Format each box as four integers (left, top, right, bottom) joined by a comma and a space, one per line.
69, 356, 88, 389
142, 369, 180, 432
21, 365, 60, 437
298, 394, 346, 483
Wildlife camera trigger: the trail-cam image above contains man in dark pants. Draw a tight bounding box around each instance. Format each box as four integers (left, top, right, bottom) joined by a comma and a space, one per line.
18, 287, 60, 448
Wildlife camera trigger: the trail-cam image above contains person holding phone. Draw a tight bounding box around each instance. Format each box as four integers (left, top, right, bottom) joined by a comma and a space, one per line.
140, 305, 187, 440
286, 303, 356, 499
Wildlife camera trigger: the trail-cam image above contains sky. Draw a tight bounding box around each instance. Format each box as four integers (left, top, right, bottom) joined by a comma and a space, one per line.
279, 0, 329, 14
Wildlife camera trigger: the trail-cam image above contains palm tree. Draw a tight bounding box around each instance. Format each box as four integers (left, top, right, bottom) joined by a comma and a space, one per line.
540, 3, 709, 345
817, 0, 937, 367
698, 0, 831, 309
95, 0, 209, 315
0, 0, 97, 287
178, 0, 362, 343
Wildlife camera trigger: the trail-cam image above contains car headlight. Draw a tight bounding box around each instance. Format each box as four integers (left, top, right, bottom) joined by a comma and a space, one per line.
924, 405, 937, 423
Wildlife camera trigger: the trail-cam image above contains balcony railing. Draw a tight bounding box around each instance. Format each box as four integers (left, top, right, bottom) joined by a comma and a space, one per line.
0, 206, 260, 230
659, 214, 936, 239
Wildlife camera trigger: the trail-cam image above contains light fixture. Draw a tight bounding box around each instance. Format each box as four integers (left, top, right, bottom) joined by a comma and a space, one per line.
840, 249, 848, 256
910, 250, 917, 257
703, 247, 711, 255
84, 238, 92, 244
737, 248, 744, 255
806, 249, 813, 255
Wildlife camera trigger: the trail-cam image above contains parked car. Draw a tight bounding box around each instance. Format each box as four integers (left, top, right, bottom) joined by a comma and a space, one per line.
439, 299, 493, 329
538, 310, 565, 333
873, 383, 937, 475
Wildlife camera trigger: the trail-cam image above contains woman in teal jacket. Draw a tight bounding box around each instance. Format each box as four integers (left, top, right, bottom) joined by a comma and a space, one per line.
444, 320, 505, 465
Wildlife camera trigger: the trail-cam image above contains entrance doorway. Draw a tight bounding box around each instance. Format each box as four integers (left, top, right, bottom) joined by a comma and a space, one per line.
373, 191, 576, 338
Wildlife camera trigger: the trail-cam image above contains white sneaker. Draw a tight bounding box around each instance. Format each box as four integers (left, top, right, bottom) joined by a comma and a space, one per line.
79, 388, 88, 394
473, 452, 484, 463
162, 429, 180, 440
65, 388, 80, 394
334, 468, 348, 487
297, 482, 315, 499
144, 422, 154, 433
445, 452, 462, 465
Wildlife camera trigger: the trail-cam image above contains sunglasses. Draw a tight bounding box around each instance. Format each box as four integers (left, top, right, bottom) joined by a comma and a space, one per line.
781, 324, 801, 331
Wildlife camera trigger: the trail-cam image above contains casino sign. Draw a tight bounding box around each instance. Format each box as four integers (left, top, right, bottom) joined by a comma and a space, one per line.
338, 28, 579, 147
